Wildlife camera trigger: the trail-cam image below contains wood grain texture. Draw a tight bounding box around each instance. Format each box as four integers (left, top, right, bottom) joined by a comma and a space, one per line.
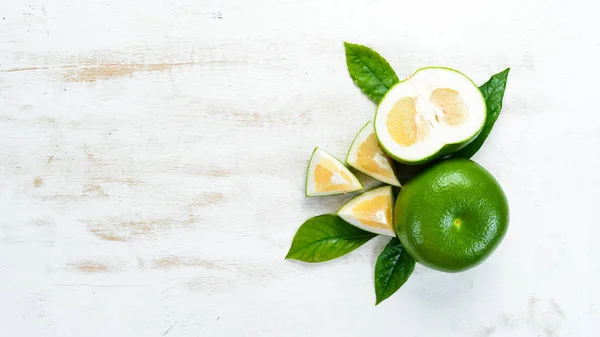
1, 0, 600, 336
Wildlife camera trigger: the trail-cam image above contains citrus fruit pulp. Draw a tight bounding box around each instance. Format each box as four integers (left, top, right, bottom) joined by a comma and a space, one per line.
338, 185, 395, 236
375, 67, 486, 164
346, 121, 401, 186
395, 158, 509, 272
305, 147, 363, 197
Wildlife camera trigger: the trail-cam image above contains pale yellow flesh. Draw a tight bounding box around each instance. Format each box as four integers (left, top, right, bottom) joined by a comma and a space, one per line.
338, 186, 395, 236
386, 97, 431, 147
386, 88, 469, 147
355, 134, 397, 180
350, 194, 392, 229
313, 157, 356, 193
430, 88, 470, 126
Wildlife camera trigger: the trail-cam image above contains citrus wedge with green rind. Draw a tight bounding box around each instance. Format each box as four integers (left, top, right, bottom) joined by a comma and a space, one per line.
305, 148, 363, 197
346, 121, 401, 186
375, 67, 486, 165
337, 185, 395, 237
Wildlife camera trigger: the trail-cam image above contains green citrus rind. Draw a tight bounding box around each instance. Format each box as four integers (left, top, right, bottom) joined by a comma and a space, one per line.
395, 158, 509, 272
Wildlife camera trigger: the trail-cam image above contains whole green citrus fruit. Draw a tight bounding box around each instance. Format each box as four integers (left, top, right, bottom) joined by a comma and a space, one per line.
395, 158, 509, 272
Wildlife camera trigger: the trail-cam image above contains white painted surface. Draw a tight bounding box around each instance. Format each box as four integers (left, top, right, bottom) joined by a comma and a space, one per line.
1, 0, 599, 336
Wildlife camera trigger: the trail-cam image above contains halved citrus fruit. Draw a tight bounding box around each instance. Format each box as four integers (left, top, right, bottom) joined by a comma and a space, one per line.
346, 121, 401, 186
305, 148, 363, 197
337, 185, 395, 236
374, 67, 486, 164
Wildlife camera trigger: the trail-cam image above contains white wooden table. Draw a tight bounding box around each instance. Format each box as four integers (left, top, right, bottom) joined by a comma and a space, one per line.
1, 1, 599, 336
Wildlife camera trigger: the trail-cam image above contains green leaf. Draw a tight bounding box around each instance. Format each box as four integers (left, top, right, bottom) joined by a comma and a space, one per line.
286, 214, 377, 263
344, 42, 399, 103
453, 68, 510, 159
374, 237, 416, 305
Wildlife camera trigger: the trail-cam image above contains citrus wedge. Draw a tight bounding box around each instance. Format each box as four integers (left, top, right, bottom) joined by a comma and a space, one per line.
347, 121, 401, 186
337, 185, 395, 236
375, 67, 486, 164
305, 148, 363, 197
